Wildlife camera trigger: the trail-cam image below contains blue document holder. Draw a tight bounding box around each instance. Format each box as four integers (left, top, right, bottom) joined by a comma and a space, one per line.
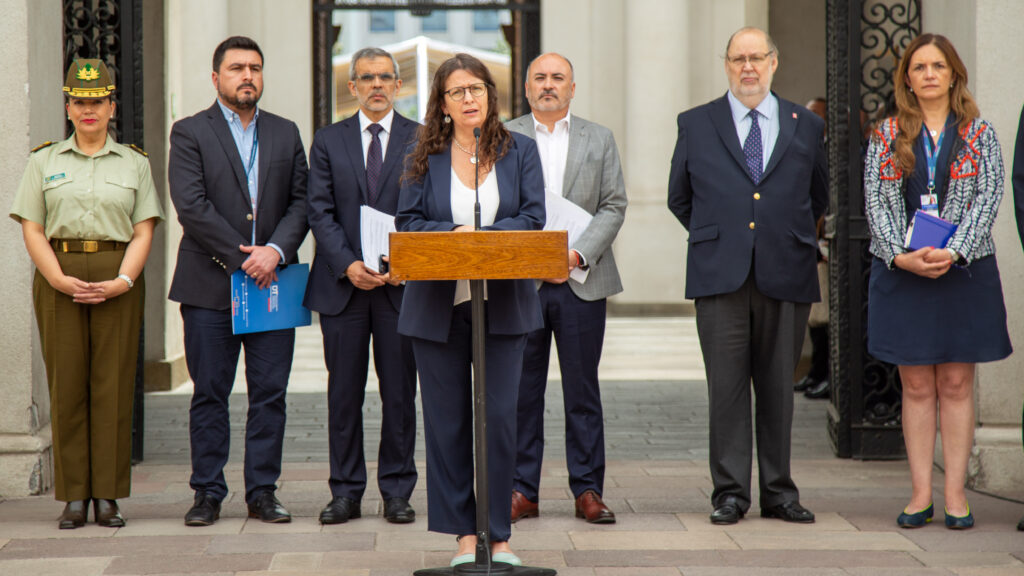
231, 263, 312, 335
905, 210, 958, 251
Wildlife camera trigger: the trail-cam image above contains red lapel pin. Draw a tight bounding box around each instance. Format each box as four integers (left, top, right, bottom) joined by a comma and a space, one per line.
792, 112, 798, 118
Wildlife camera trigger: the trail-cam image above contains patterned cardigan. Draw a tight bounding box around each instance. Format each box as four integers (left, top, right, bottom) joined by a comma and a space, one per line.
864, 116, 1004, 268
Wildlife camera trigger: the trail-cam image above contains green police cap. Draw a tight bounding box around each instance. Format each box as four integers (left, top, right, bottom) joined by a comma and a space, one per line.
63, 59, 115, 98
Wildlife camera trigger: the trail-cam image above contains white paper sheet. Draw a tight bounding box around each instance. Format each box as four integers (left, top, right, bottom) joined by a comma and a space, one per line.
543, 192, 593, 283
360, 205, 396, 273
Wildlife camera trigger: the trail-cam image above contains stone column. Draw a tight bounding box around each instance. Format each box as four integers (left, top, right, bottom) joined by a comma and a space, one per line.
0, 0, 62, 498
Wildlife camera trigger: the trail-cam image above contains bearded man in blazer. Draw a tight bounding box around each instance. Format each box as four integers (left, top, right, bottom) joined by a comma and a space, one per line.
168, 36, 309, 526
303, 47, 419, 525
667, 27, 827, 526
506, 53, 627, 525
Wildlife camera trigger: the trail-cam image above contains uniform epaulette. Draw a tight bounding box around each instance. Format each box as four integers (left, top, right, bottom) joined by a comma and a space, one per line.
128, 143, 148, 157
31, 141, 54, 153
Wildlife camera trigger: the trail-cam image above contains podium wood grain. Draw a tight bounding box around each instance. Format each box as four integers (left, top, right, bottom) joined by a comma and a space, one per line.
389, 230, 568, 281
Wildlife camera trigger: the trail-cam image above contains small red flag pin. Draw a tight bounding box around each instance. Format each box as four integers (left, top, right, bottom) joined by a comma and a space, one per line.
792, 112, 798, 118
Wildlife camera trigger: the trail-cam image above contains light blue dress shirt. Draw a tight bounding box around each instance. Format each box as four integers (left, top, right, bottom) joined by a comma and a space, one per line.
217, 99, 284, 263
727, 90, 780, 171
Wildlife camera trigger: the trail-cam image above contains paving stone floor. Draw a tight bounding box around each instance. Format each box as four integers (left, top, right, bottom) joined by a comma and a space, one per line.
3, 318, 1024, 575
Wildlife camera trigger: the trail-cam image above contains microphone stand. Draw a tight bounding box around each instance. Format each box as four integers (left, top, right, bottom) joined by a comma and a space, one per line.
415, 129, 554, 576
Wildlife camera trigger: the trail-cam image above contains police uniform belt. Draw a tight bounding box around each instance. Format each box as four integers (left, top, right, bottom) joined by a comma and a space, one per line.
51, 239, 128, 253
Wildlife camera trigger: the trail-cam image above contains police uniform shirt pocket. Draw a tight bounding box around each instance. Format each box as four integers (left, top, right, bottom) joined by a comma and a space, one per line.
104, 174, 138, 214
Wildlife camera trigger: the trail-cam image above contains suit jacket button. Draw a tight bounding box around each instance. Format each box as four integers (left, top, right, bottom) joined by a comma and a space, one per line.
749, 222, 756, 230
753, 193, 761, 200
246, 214, 254, 221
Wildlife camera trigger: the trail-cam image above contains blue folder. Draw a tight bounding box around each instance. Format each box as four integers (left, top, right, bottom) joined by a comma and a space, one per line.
231, 263, 312, 335
905, 210, 958, 251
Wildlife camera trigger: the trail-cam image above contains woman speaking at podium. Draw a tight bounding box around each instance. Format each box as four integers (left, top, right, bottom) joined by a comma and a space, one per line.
864, 34, 1010, 530
397, 53, 545, 566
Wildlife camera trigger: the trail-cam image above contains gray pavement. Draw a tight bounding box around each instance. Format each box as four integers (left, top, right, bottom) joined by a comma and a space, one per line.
2, 318, 1024, 575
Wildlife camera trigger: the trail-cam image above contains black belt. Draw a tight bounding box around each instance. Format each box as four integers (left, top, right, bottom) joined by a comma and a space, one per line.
51, 239, 128, 253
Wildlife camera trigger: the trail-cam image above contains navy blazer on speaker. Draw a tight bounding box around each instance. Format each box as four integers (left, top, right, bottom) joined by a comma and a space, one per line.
168, 101, 309, 310
303, 112, 419, 314
395, 132, 546, 343
667, 93, 828, 303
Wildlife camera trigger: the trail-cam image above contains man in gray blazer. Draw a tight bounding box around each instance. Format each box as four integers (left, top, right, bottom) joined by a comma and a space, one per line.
506, 53, 627, 524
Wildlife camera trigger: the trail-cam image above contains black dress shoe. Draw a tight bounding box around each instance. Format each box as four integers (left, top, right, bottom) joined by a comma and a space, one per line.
58, 499, 89, 529
793, 375, 821, 392
710, 502, 744, 525
319, 496, 360, 524
804, 379, 830, 399
248, 490, 292, 523
94, 498, 125, 527
384, 497, 416, 524
184, 491, 221, 526
1018, 515, 1024, 531
761, 501, 815, 523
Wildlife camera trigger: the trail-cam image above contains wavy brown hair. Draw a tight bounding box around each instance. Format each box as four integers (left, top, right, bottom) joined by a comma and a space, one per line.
404, 53, 511, 183
890, 33, 978, 174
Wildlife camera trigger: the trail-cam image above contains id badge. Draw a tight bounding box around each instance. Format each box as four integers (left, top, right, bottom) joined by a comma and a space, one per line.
920, 193, 939, 217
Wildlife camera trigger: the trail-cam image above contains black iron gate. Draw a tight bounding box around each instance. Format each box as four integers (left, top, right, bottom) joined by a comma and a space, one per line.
312, 0, 540, 133
825, 0, 920, 459
63, 0, 146, 463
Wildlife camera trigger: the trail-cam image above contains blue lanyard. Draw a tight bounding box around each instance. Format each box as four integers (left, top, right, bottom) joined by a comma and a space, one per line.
921, 125, 944, 193
245, 124, 259, 181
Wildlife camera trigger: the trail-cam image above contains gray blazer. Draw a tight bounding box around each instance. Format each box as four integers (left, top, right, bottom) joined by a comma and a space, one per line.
506, 113, 627, 301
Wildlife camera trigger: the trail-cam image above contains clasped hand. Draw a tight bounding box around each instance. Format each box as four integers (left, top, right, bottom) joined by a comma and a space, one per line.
894, 246, 953, 279
347, 258, 399, 290
55, 275, 129, 304
240, 245, 280, 289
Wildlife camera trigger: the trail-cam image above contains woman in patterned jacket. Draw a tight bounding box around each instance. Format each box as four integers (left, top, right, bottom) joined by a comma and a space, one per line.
864, 33, 1011, 531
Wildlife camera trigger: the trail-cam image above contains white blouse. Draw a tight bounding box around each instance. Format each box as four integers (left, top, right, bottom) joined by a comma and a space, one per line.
451, 166, 498, 306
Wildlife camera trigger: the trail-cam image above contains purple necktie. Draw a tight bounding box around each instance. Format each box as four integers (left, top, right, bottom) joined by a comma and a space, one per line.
744, 110, 763, 184
366, 123, 384, 206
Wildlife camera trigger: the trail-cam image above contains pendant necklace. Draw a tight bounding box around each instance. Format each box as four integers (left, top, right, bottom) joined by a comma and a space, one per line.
453, 139, 477, 164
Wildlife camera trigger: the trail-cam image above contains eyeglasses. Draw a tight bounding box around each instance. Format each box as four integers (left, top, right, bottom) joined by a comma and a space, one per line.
725, 51, 775, 67
445, 83, 488, 101
354, 73, 396, 84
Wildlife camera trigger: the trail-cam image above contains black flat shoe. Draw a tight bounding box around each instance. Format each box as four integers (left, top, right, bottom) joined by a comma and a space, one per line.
384, 497, 415, 524
58, 499, 89, 529
94, 498, 125, 527
247, 490, 291, 523
761, 501, 815, 523
319, 496, 360, 524
793, 375, 821, 392
184, 491, 221, 526
804, 379, 831, 399
710, 502, 744, 525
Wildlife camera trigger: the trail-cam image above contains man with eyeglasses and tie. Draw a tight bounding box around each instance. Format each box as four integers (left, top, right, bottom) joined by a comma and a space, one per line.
304, 47, 419, 525
667, 27, 827, 526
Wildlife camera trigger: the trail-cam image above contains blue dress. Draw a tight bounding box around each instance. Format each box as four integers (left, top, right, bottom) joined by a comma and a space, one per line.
867, 119, 1012, 366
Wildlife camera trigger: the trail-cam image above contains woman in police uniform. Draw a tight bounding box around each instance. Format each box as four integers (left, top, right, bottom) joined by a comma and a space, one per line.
9, 59, 163, 529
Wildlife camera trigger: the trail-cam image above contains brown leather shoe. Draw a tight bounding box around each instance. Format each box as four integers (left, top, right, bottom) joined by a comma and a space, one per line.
58, 499, 89, 529
575, 490, 615, 524
510, 490, 539, 523
94, 499, 125, 527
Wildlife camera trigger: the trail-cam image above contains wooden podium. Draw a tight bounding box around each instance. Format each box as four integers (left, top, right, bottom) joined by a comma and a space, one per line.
391, 230, 563, 576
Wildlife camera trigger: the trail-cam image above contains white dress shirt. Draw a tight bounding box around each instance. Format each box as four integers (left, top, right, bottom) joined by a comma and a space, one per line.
451, 167, 498, 306
727, 90, 779, 171
532, 111, 571, 197
358, 109, 394, 165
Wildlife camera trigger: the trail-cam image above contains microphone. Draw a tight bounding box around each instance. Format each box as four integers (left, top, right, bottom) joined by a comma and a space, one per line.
473, 127, 481, 231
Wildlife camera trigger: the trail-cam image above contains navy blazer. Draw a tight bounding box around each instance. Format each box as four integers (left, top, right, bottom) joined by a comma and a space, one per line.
168, 101, 309, 310
303, 112, 419, 315
667, 93, 828, 303
1013, 103, 1024, 250
395, 131, 546, 343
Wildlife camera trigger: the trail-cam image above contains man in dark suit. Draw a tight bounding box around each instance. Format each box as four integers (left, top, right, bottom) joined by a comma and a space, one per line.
1012, 102, 1024, 532
667, 27, 827, 525
168, 36, 308, 526
506, 53, 627, 524
304, 47, 419, 525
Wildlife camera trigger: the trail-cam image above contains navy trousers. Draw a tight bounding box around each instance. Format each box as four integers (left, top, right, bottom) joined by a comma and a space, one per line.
514, 282, 607, 501
413, 302, 525, 542
319, 287, 417, 502
181, 304, 294, 503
